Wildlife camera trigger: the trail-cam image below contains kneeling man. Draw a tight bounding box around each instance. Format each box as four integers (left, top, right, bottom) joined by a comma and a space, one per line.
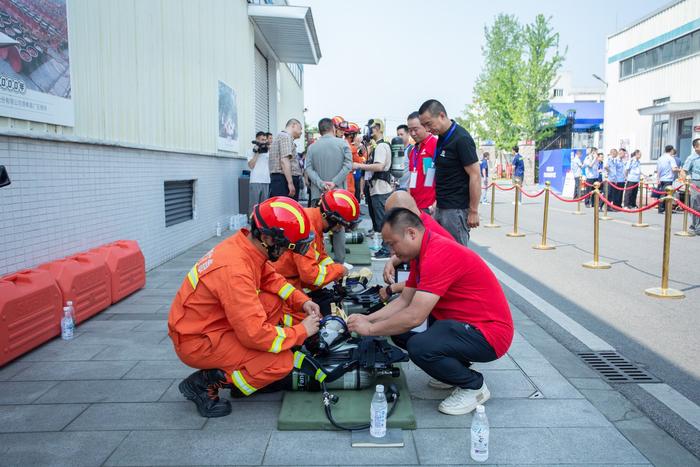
347, 208, 513, 415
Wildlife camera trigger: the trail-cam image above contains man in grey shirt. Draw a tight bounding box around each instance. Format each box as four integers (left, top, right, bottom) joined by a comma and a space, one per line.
305, 117, 353, 264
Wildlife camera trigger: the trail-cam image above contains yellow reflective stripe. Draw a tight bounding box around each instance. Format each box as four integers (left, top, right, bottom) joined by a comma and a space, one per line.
269, 201, 306, 234
277, 283, 295, 300
268, 326, 286, 354
231, 370, 256, 396
293, 351, 306, 369
283, 314, 293, 327
187, 265, 199, 289
314, 249, 320, 260
315, 368, 327, 383
319, 257, 334, 267
313, 264, 327, 287
334, 192, 357, 217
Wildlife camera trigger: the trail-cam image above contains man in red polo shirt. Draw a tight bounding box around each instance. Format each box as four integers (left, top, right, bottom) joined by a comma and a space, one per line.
379, 190, 452, 301
347, 208, 513, 415
406, 111, 437, 212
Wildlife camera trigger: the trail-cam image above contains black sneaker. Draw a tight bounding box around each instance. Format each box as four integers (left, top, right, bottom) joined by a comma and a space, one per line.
179, 369, 232, 418
371, 247, 391, 261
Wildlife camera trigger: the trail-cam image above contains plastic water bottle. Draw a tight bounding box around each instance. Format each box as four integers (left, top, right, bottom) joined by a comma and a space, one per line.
216, 222, 222, 237
370, 384, 387, 438
470, 404, 489, 462
61, 306, 75, 340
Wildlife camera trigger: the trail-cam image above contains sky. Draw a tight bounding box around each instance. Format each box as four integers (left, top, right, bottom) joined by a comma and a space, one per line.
293, 0, 670, 133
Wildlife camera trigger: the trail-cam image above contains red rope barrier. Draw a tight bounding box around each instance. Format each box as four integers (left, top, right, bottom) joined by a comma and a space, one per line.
607, 181, 640, 191
676, 199, 700, 217
690, 183, 700, 193
550, 191, 592, 203
521, 189, 545, 198
582, 180, 596, 187
648, 185, 682, 195
598, 193, 662, 213
493, 184, 516, 191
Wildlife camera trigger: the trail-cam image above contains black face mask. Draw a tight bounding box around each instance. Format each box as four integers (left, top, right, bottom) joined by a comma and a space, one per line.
266, 243, 285, 262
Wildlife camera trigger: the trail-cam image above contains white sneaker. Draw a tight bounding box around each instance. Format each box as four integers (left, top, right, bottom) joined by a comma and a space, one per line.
343, 262, 354, 270
428, 378, 454, 390
438, 383, 490, 415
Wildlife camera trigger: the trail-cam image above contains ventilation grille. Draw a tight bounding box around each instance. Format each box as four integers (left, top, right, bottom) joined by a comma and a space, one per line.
164, 180, 194, 227
578, 351, 659, 383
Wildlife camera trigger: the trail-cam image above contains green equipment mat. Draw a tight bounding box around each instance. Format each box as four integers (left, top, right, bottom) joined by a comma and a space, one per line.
277, 368, 416, 431
324, 239, 372, 265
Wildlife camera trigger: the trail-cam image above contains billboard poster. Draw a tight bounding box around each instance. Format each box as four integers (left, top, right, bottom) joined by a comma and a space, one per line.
217, 80, 239, 153
0, 0, 73, 126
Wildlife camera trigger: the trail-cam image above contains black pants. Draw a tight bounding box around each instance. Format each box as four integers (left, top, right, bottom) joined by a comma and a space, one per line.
626, 182, 639, 208
609, 183, 623, 207
656, 181, 673, 213
269, 174, 301, 200
573, 177, 581, 198
364, 182, 378, 232
584, 178, 596, 206
392, 319, 497, 390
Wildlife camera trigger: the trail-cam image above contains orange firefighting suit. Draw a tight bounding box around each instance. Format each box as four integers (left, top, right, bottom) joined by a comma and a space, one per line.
168, 229, 311, 396
346, 142, 362, 194
272, 207, 345, 300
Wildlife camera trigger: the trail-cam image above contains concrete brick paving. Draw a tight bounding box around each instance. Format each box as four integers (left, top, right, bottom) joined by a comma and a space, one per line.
0, 233, 697, 466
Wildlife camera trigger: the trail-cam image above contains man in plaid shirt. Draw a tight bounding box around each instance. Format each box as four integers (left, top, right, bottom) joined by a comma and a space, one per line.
269, 118, 303, 200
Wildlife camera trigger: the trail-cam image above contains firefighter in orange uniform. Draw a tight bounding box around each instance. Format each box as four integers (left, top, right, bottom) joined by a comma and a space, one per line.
272, 189, 360, 319
168, 197, 321, 418
342, 122, 363, 195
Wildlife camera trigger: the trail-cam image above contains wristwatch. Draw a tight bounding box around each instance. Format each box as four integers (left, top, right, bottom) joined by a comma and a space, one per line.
385, 284, 394, 298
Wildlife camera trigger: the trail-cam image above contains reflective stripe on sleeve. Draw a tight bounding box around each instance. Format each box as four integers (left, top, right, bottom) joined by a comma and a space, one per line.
283, 314, 293, 327
268, 326, 286, 354
315, 368, 327, 383
319, 257, 334, 267
232, 370, 256, 396
187, 265, 199, 289
293, 351, 306, 369
313, 264, 327, 287
277, 283, 295, 300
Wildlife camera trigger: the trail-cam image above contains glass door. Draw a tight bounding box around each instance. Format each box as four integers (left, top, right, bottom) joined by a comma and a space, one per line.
677, 118, 693, 165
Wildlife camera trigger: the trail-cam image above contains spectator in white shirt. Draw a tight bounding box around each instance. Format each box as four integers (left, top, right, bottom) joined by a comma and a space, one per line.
246, 131, 271, 215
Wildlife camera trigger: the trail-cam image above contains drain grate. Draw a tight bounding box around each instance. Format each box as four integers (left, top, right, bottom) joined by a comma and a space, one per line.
577, 351, 659, 383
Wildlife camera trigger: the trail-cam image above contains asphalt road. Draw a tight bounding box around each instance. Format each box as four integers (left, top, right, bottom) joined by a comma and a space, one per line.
469, 182, 700, 455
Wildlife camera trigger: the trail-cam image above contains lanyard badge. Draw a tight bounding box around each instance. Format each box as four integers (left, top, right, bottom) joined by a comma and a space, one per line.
433, 122, 457, 162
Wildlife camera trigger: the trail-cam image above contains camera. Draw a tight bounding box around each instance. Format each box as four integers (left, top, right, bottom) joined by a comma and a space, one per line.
251, 140, 269, 154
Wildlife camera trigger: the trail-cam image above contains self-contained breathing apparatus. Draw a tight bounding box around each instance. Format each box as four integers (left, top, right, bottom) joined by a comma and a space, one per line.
291, 268, 408, 430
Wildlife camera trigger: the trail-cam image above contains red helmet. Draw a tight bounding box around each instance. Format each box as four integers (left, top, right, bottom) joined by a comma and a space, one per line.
320, 189, 360, 229
343, 122, 360, 135
252, 197, 314, 255
332, 116, 346, 128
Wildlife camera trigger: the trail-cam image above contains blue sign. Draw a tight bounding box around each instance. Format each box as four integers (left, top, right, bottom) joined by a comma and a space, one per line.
538, 149, 586, 194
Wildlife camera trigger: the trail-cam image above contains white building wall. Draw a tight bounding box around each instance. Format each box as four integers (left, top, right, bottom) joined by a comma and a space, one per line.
0, 0, 308, 275
0, 135, 245, 275
604, 0, 700, 169
0, 0, 262, 157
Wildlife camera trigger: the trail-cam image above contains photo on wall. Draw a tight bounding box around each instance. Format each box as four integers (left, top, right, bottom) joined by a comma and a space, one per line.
0, 0, 73, 126
217, 80, 239, 153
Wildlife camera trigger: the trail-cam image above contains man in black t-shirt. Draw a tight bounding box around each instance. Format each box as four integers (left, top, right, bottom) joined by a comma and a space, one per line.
418, 99, 480, 245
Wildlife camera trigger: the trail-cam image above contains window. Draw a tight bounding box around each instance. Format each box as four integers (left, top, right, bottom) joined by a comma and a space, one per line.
650, 117, 669, 161
619, 28, 700, 79
553, 88, 563, 97
286, 63, 303, 87
164, 180, 195, 227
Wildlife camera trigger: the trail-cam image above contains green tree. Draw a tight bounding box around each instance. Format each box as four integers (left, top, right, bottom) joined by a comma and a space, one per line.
465, 14, 566, 149
469, 14, 523, 152
519, 14, 566, 143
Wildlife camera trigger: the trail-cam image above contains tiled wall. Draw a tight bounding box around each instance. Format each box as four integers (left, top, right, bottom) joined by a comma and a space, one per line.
0, 136, 246, 275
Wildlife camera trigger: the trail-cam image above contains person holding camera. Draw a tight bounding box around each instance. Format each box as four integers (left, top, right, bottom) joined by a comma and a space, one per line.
246, 131, 271, 215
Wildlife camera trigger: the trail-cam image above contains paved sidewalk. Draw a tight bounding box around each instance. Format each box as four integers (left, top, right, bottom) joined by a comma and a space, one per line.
0, 233, 698, 466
